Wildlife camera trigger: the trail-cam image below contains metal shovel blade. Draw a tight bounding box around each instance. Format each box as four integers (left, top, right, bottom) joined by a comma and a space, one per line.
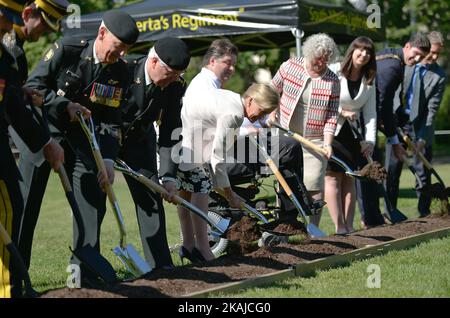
306, 224, 327, 238
207, 210, 232, 235
113, 244, 152, 277
384, 207, 408, 223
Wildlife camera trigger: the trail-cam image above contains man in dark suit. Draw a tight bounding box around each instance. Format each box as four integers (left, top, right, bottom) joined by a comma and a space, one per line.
0, 0, 63, 298
119, 37, 190, 269
356, 32, 430, 227
385, 31, 447, 216
25, 10, 138, 281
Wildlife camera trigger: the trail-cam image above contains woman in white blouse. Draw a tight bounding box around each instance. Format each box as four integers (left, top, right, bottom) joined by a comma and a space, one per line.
177, 83, 279, 262
325, 36, 377, 234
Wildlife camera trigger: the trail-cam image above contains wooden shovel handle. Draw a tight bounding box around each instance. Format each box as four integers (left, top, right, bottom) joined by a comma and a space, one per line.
57, 165, 72, 193
135, 175, 184, 205
92, 148, 118, 204
400, 133, 433, 170
266, 158, 293, 196
274, 124, 327, 156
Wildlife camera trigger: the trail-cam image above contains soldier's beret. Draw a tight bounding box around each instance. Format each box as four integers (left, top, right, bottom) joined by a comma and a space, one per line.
155, 37, 191, 71
0, 0, 24, 25
103, 10, 139, 45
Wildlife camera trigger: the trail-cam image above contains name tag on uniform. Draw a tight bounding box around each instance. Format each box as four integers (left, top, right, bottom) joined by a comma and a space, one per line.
0, 79, 5, 102
89, 82, 122, 108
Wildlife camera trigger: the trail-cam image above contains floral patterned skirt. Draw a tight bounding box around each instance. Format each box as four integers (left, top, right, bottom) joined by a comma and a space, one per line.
177, 166, 212, 193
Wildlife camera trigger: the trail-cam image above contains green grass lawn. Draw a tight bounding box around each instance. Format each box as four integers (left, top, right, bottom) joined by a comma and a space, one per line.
29, 162, 450, 295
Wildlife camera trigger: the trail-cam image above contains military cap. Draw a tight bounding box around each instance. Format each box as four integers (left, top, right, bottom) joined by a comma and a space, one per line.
155, 37, 190, 70
102, 10, 139, 45
32, 0, 70, 32
0, 0, 24, 25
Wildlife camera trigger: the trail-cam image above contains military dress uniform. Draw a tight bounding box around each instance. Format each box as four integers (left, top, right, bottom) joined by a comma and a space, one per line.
4, 0, 70, 270
0, 44, 50, 298
120, 54, 187, 269
25, 36, 132, 271
356, 48, 405, 226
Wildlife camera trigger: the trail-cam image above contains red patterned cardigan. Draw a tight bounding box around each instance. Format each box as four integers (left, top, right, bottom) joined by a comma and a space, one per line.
271, 57, 340, 139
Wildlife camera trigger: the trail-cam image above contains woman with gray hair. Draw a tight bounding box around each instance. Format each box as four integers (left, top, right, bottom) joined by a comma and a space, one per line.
270, 33, 340, 231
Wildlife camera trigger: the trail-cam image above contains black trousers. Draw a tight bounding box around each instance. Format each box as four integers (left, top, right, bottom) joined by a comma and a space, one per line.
17, 140, 74, 270
385, 141, 433, 216
355, 144, 386, 226
119, 133, 173, 269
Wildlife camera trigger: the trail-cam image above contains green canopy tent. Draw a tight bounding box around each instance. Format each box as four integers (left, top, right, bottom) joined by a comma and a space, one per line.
62, 0, 385, 56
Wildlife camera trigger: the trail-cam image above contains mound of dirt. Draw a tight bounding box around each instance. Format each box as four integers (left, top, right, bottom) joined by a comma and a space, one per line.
259, 218, 306, 236
356, 161, 387, 181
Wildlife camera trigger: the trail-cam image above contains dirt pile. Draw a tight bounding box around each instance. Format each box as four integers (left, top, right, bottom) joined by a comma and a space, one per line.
260, 218, 306, 236
356, 161, 387, 181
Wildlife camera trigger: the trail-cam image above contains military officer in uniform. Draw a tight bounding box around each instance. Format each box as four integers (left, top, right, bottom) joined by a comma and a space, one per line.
5, 0, 70, 270
120, 37, 190, 269
25, 10, 139, 281
0, 0, 63, 298
356, 33, 430, 227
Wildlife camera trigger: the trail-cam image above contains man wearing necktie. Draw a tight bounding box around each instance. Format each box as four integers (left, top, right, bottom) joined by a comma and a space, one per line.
25, 10, 139, 285
385, 31, 447, 216
120, 38, 190, 270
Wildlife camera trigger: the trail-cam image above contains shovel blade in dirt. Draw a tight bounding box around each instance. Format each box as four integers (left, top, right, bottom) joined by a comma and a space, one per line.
71, 245, 118, 284
113, 244, 152, 277
306, 224, 326, 238
207, 210, 232, 235
383, 207, 408, 224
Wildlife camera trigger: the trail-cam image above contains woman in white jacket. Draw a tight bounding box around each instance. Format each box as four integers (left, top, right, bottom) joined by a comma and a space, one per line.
325, 36, 377, 234
177, 83, 279, 262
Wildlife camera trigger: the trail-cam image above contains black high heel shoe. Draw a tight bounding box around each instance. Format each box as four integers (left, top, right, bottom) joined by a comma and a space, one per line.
179, 246, 206, 264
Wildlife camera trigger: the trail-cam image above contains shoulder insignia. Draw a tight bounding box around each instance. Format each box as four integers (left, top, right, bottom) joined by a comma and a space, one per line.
135, 77, 141, 84
108, 79, 119, 85
44, 48, 54, 61
376, 54, 402, 62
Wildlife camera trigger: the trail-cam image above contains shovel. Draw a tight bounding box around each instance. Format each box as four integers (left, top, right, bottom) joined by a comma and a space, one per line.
114, 159, 231, 235
76, 112, 151, 277
271, 122, 368, 180
345, 121, 408, 223
56, 166, 117, 284
213, 188, 269, 224
397, 128, 449, 213
248, 135, 327, 238
0, 222, 39, 298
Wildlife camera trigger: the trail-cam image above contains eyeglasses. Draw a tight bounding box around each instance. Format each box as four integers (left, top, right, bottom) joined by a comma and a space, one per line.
157, 57, 185, 78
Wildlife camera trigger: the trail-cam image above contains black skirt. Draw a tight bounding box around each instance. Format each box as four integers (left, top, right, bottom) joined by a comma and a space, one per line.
327, 121, 361, 173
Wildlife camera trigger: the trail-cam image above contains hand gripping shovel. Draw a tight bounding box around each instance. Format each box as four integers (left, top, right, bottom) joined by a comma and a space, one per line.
398, 128, 450, 213
0, 222, 39, 298
271, 122, 368, 180
56, 166, 117, 283
114, 159, 231, 236
76, 112, 151, 277
248, 135, 326, 238
346, 121, 408, 223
